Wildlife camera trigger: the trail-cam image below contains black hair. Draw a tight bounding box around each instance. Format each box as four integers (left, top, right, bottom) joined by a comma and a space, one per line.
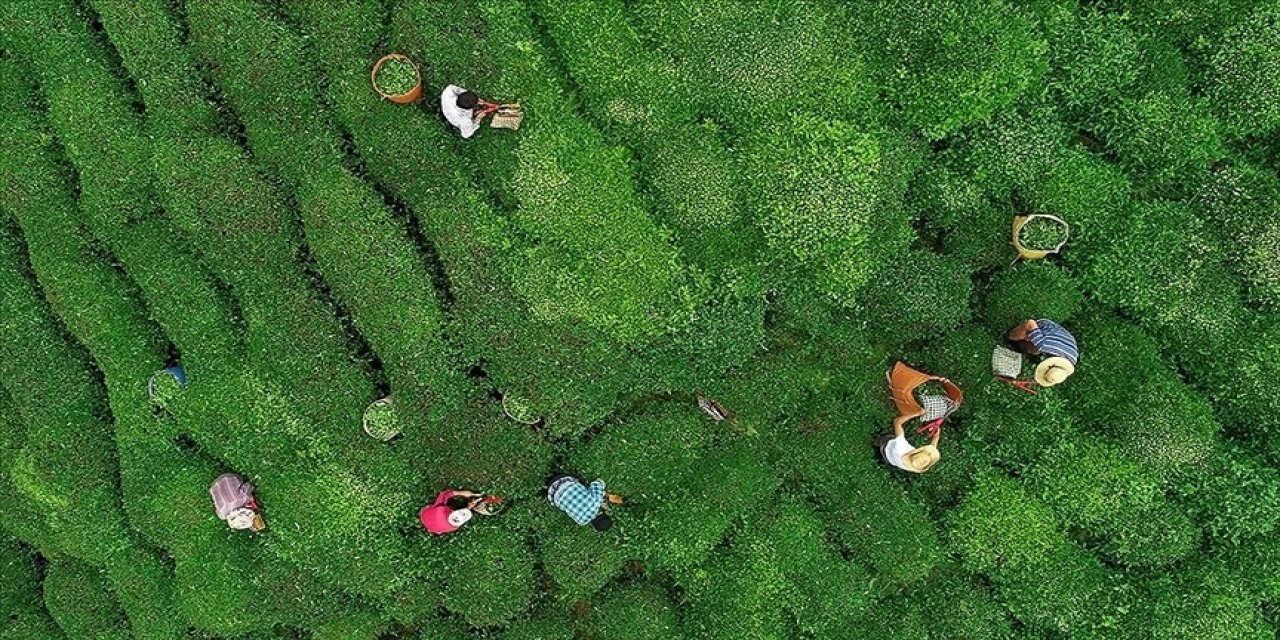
590, 513, 613, 532
456, 91, 480, 109
446, 495, 471, 510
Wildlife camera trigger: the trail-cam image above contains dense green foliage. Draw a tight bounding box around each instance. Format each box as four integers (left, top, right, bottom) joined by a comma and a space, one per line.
0, 0, 1277, 637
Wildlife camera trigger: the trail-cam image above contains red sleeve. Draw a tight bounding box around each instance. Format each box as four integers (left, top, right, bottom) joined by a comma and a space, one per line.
432, 490, 455, 507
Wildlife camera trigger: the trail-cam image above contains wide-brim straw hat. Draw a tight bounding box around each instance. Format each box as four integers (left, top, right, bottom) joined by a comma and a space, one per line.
226, 508, 257, 530
1035, 357, 1076, 386
447, 508, 474, 528
904, 445, 940, 473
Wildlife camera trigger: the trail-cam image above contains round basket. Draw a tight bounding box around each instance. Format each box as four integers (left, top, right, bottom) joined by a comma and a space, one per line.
501, 394, 541, 425
1012, 214, 1070, 260
362, 396, 401, 442
371, 53, 423, 104
473, 496, 506, 517
147, 365, 187, 401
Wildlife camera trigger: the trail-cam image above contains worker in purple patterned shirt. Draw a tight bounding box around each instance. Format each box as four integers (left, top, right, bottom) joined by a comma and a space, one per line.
1007, 318, 1079, 387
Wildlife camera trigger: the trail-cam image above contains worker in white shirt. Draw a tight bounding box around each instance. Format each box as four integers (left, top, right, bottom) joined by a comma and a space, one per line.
440, 85, 497, 138
875, 415, 942, 474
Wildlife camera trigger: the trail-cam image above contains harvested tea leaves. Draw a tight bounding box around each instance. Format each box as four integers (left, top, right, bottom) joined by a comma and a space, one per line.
502, 395, 540, 424
150, 370, 185, 410
375, 57, 418, 96
1018, 217, 1068, 251
363, 400, 401, 441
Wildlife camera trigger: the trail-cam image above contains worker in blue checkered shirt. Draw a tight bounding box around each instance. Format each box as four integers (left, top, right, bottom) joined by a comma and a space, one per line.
1007, 318, 1079, 387
547, 473, 620, 532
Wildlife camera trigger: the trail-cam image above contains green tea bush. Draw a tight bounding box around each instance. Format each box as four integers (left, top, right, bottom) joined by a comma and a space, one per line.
853, 250, 975, 345
980, 262, 1084, 333
960, 386, 1075, 472
532, 0, 755, 273
1, 0, 1276, 636
0, 535, 62, 640
92, 0, 379, 455
1085, 201, 1244, 347
41, 558, 131, 640
1193, 162, 1280, 309
436, 525, 536, 627
533, 507, 629, 600
509, 120, 701, 343
1132, 557, 1274, 640
676, 543, 787, 640
913, 568, 1016, 640
569, 404, 711, 498
793, 429, 943, 585
948, 102, 1068, 194
743, 115, 918, 303
1179, 443, 1280, 545
1208, 4, 1280, 137
590, 582, 684, 640
1023, 147, 1133, 260
0, 536, 41, 614
1121, 0, 1261, 58
741, 499, 876, 636
1042, 7, 1145, 116
530, 0, 690, 134
910, 161, 986, 231
282, 1, 640, 442
855, 0, 1048, 139
1062, 314, 1221, 478
184, 0, 458, 420
627, 440, 779, 572
412, 0, 703, 346
1026, 438, 1199, 567
1198, 317, 1280, 443
949, 473, 1113, 634
491, 607, 576, 640
3, 0, 244, 366
0, 225, 148, 563
1099, 90, 1225, 192
628, 0, 879, 128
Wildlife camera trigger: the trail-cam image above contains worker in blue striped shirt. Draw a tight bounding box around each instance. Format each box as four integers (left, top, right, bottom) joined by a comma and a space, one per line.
1007, 318, 1078, 387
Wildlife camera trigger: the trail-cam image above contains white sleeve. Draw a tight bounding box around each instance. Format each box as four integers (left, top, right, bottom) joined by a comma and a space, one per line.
884, 435, 915, 469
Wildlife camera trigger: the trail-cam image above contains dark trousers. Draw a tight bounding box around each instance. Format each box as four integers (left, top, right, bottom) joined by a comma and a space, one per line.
872, 434, 893, 464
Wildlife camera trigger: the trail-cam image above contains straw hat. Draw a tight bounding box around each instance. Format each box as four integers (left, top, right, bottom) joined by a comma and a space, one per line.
1035, 357, 1075, 386
904, 445, 940, 473
226, 508, 257, 530
447, 508, 474, 528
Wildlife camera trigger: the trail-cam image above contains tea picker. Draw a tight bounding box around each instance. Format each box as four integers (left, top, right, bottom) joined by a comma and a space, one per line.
1006, 319, 1078, 388
420, 489, 506, 535
210, 473, 266, 533
876, 362, 964, 474
441, 84, 523, 138
547, 474, 623, 532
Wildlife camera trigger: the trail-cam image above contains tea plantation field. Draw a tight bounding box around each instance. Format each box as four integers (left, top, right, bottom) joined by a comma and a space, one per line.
3, 0, 1280, 638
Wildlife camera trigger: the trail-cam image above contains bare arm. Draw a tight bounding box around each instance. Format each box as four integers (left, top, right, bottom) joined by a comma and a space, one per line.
892, 415, 909, 437
1007, 319, 1038, 341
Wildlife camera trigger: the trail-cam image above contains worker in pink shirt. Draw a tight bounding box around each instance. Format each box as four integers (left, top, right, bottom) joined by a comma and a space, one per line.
419, 489, 482, 535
